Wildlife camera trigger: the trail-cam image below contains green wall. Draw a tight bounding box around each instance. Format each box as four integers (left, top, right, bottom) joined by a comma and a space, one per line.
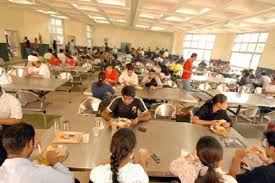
0, 43, 9, 62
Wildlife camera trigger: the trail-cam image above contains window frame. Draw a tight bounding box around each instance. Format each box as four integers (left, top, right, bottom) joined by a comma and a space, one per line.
49, 18, 64, 45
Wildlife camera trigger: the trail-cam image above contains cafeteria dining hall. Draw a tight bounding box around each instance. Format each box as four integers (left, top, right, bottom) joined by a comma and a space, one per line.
1, 0, 275, 183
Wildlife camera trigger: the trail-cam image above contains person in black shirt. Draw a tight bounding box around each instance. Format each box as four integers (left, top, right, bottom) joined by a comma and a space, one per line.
101, 86, 151, 126
140, 69, 162, 90
192, 94, 232, 127
229, 131, 275, 183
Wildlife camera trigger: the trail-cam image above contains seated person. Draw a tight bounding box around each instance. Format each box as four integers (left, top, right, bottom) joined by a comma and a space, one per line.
65, 55, 76, 66
101, 86, 151, 126
249, 69, 256, 79
57, 49, 66, 64
43, 48, 53, 61
223, 62, 231, 73
24, 55, 51, 79
229, 131, 275, 183
198, 60, 207, 70
0, 123, 74, 183
103, 65, 119, 85
258, 71, 272, 90
92, 72, 115, 101
0, 86, 22, 165
141, 69, 162, 90
238, 69, 251, 86
90, 128, 149, 183
170, 136, 237, 183
118, 63, 138, 86
192, 94, 232, 127
49, 53, 61, 66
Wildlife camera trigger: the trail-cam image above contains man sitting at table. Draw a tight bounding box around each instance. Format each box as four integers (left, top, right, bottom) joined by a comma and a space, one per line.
118, 63, 138, 86
229, 131, 275, 183
101, 86, 151, 126
0, 123, 75, 183
24, 55, 51, 79
140, 69, 162, 90
103, 64, 119, 85
0, 86, 22, 166
192, 94, 232, 127
43, 48, 53, 61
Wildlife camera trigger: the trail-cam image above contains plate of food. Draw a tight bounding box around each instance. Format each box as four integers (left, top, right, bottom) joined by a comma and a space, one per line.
210, 124, 230, 137
37, 145, 68, 165
241, 154, 263, 171
117, 118, 132, 128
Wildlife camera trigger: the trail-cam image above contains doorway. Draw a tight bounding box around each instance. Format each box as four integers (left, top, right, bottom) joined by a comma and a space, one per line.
4, 30, 21, 60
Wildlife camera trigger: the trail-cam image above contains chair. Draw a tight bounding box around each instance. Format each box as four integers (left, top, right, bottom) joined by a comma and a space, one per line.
71, 71, 84, 94
57, 72, 73, 103
16, 90, 47, 127
216, 84, 229, 93
154, 103, 176, 119
50, 70, 61, 79
261, 111, 275, 123
163, 80, 177, 88
237, 107, 260, 124
198, 83, 212, 91
238, 86, 251, 94
78, 97, 102, 115
10, 68, 25, 77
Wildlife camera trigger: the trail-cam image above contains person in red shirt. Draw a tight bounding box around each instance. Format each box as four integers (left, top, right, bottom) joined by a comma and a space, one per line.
182, 53, 197, 91
103, 65, 119, 85
65, 55, 76, 66
49, 53, 61, 66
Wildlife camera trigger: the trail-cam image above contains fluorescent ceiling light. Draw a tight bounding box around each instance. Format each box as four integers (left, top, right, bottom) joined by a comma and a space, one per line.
72, 3, 98, 12
200, 8, 211, 14
164, 16, 185, 22
245, 18, 264, 24
89, 16, 106, 20
139, 13, 155, 19
8, 0, 34, 4
176, 8, 197, 15
37, 10, 56, 15
51, 15, 69, 19
96, 0, 125, 6
151, 26, 166, 31
136, 25, 149, 29
94, 19, 109, 24
112, 19, 126, 23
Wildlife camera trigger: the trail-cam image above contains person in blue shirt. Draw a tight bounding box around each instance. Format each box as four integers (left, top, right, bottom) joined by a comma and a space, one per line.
92, 72, 115, 101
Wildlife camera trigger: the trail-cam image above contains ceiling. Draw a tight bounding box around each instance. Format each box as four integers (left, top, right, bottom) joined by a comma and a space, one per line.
1, 0, 275, 33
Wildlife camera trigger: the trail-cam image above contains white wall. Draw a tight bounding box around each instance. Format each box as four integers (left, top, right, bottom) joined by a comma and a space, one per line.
211, 33, 235, 61
259, 30, 275, 70
171, 32, 185, 55
91, 24, 173, 51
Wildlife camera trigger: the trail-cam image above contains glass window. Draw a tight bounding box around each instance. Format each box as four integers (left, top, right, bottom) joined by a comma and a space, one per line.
230, 32, 268, 69
86, 25, 92, 47
182, 34, 216, 61
49, 18, 64, 45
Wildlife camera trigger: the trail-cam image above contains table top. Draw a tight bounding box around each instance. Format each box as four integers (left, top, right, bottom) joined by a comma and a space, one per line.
33, 115, 248, 176
84, 86, 198, 104
50, 66, 90, 73
191, 75, 236, 84
206, 91, 275, 107
2, 76, 68, 92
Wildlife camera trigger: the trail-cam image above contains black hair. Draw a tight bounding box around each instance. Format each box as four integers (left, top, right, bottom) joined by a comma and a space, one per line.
206, 94, 227, 106
110, 128, 136, 183
48, 48, 53, 53
52, 53, 58, 58
126, 63, 134, 71
195, 136, 223, 183
59, 49, 64, 53
149, 69, 156, 73
242, 69, 250, 77
262, 71, 267, 76
121, 86, 135, 97
191, 53, 198, 58
2, 123, 35, 154
97, 72, 106, 87
264, 131, 275, 147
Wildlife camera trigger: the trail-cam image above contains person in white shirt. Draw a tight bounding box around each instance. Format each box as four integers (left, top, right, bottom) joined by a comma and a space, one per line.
259, 71, 272, 90
141, 69, 162, 90
44, 48, 53, 61
57, 49, 66, 64
113, 45, 118, 54
0, 123, 74, 183
163, 49, 169, 58
0, 86, 22, 165
90, 128, 149, 183
24, 55, 51, 79
119, 63, 138, 86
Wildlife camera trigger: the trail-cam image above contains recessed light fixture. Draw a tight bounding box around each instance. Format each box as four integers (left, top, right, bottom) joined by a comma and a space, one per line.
112, 19, 126, 23
136, 24, 149, 29
96, 0, 125, 6
37, 10, 56, 15
151, 26, 166, 31
164, 16, 185, 22
72, 3, 98, 12
200, 8, 211, 14
89, 16, 106, 20
8, 0, 34, 4
51, 15, 69, 19
139, 13, 155, 19
94, 19, 110, 24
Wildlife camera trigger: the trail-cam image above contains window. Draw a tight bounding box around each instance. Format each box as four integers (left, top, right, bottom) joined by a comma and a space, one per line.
86, 25, 92, 48
49, 18, 64, 45
183, 34, 216, 64
230, 32, 268, 70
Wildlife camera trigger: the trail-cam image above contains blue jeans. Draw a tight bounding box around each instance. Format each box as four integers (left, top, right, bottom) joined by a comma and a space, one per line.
182, 79, 192, 91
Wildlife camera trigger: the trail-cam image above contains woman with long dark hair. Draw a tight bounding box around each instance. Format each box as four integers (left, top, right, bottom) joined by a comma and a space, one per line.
192, 94, 232, 127
90, 128, 149, 183
170, 136, 237, 183
91, 72, 115, 101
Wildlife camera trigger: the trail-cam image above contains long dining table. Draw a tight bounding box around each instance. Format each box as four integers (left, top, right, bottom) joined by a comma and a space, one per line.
32, 114, 249, 176
191, 75, 237, 84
